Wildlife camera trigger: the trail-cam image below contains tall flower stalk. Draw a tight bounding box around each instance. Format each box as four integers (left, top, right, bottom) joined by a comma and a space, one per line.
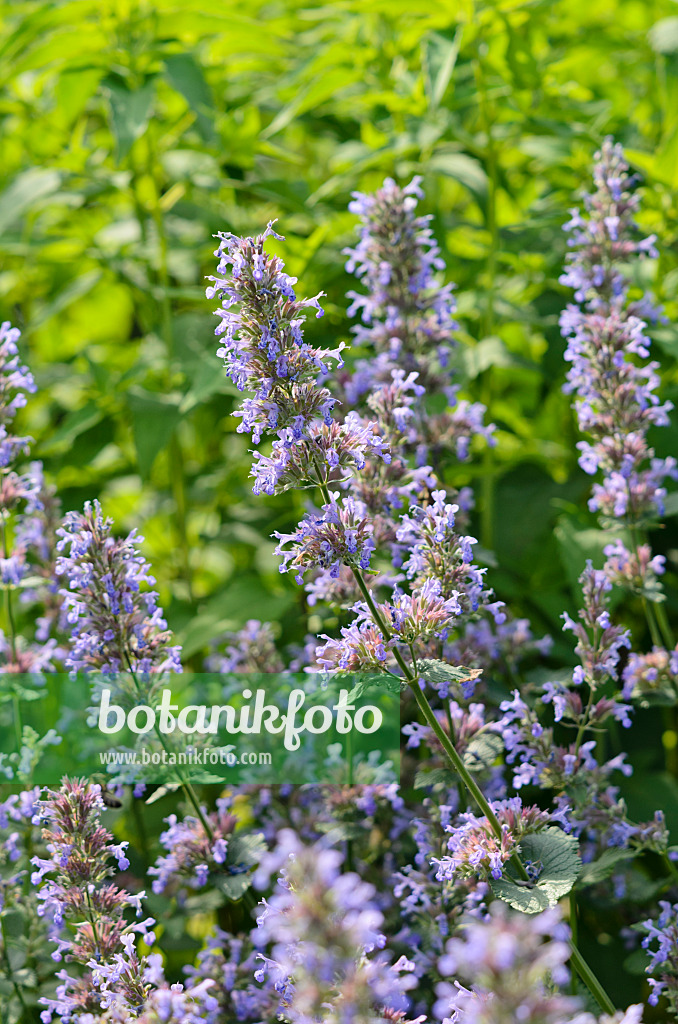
560, 140, 676, 644
207, 212, 615, 1015
560, 138, 678, 791
55, 501, 213, 836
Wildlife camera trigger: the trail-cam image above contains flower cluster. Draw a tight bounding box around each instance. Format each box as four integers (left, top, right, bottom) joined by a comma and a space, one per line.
559, 561, 631, 692
0, 320, 37, 467
621, 644, 678, 701
434, 798, 562, 882
0, 323, 56, 630
315, 577, 463, 674
343, 176, 494, 468
344, 177, 457, 380
149, 799, 239, 894
55, 500, 182, 680
561, 139, 676, 524
499, 685, 668, 859
183, 927, 285, 1024
436, 902, 644, 1024
395, 490, 504, 621
641, 900, 678, 1015
206, 619, 284, 674
254, 829, 416, 1024
274, 494, 375, 584
31, 778, 158, 1021
206, 222, 390, 497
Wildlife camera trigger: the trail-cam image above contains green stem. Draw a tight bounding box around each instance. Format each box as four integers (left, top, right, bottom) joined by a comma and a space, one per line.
569, 892, 578, 996
12, 694, 22, 756
1, 517, 18, 663
0, 915, 27, 1013
124, 655, 214, 840
568, 942, 615, 1016
654, 599, 675, 649
642, 595, 663, 649
311, 479, 615, 1014
393, 603, 614, 1010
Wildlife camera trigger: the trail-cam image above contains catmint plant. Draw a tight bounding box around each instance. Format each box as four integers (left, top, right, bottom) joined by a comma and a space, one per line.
32, 778, 159, 1021
55, 500, 182, 684
435, 902, 643, 1023
253, 829, 418, 1024
0, 322, 62, 784
206, 193, 618, 1015
640, 900, 678, 1015
560, 140, 676, 579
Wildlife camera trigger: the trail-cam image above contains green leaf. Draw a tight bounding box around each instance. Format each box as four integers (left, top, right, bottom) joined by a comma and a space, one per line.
31, 270, 102, 330
554, 516, 618, 596
164, 54, 215, 142
490, 828, 582, 914
215, 873, 252, 900
429, 151, 489, 200
346, 673, 404, 702
463, 732, 503, 773
262, 68, 362, 139
424, 29, 462, 109
316, 820, 366, 841
5, 944, 27, 972
0, 910, 26, 939
462, 337, 530, 379
623, 948, 651, 976
228, 832, 266, 868
662, 492, 678, 518
42, 402, 105, 455
103, 76, 155, 161
0, 168, 62, 233
413, 767, 458, 789
577, 847, 636, 887
126, 389, 181, 479
415, 659, 482, 690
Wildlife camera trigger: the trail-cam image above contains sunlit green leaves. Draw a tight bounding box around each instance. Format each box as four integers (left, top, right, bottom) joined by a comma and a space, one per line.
1, 0, 677, 671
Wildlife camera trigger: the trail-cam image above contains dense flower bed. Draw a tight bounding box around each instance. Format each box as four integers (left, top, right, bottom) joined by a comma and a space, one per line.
1, 141, 678, 1023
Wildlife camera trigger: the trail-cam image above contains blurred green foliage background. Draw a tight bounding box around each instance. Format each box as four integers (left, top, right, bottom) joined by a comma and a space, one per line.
2, 0, 678, 667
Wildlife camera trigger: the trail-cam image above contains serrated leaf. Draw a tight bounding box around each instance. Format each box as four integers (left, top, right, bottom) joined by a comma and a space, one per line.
316, 820, 366, 841
216, 873, 252, 900
346, 673, 403, 702
490, 828, 581, 914
577, 847, 636, 887
463, 732, 503, 772
416, 659, 482, 690
414, 767, 458, 789
12, 967, 37, 989
227, 832, 266, 868
5, 944, 27, 971
183, 888, 225, 913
